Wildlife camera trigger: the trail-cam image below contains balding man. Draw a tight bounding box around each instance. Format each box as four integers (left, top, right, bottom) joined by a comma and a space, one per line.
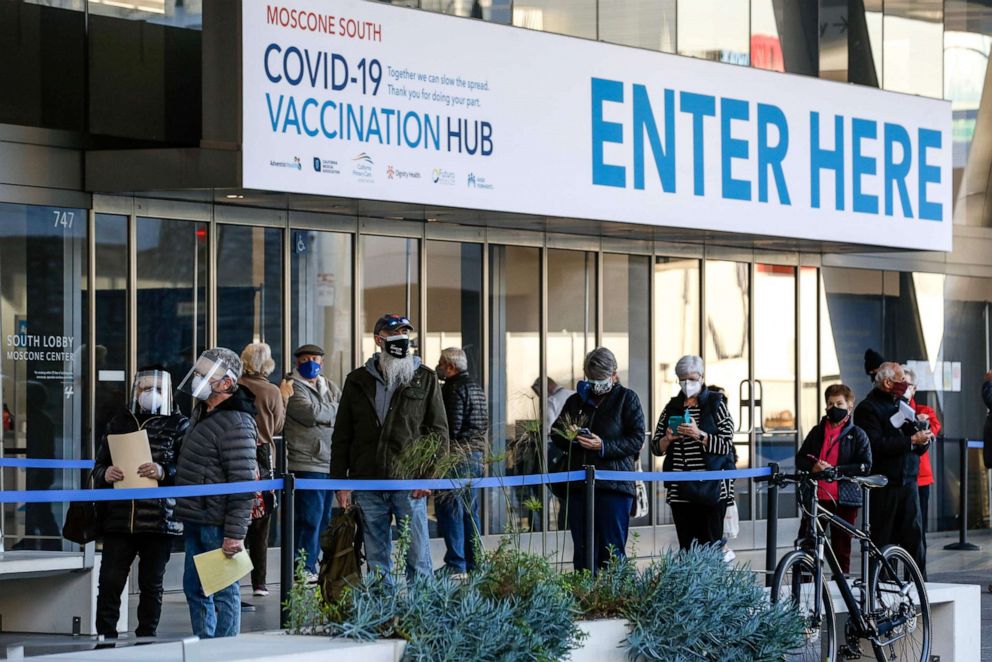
853, 362, 932, 577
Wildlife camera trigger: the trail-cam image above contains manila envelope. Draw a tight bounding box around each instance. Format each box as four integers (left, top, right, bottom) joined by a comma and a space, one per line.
193, 548, 254, 597
107, 430, 158, 489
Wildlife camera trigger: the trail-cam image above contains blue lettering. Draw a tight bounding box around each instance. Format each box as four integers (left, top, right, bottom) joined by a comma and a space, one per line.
283, 47, 304, 86
851, 118, 878, 214
918, 128, 943, 221
281, 96, 300, 134
367, 107, 382, 143
810, 112, 845, 211
680, 92, 716, 196
264, 44, 282, 83
591, 78, 625, 188
632, 85, 675, 192
883, 123, 913, 217
721, 97, 751, 201
757, 103, 791, 205
319, 100, 337, 139
300, 98, 318, 137
265, 93, 283, 132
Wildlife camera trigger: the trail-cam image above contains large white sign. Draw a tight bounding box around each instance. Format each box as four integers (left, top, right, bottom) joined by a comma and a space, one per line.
243, 0, 953, 251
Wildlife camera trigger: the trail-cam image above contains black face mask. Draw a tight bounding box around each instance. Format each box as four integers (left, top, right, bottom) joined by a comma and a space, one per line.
826, 406, 849, 424
383, 336, 410, 359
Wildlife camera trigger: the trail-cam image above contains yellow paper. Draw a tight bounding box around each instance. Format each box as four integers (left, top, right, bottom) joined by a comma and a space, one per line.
193, 548, 254, 597
107, 430, 158, 489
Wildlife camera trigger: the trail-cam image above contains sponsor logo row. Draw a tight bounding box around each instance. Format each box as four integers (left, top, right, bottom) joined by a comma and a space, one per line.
267, 153, 493, 190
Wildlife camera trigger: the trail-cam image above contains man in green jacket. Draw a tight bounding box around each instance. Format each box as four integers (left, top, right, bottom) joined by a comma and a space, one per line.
332, 314, 448, 579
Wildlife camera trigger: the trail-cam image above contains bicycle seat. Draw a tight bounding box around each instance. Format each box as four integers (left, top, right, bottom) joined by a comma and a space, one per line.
852, 474, 888, 489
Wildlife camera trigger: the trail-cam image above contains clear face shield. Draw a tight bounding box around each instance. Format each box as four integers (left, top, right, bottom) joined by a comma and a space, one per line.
177, 351, 239, 401
130, 370, 173, 415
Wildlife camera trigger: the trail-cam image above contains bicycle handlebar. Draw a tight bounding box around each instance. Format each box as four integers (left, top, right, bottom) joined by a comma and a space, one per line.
755, 463, 869, 485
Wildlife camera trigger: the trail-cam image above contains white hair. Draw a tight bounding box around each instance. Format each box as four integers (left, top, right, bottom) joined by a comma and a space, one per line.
241, 342, 275, 377
440, 347, 468, 372
874, 362, 900, 387
903, 366, 917, 385
380, 351, 417, 391
675, 355, 704, 379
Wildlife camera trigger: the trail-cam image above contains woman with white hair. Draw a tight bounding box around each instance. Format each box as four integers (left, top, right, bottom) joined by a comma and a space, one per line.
238, 342, 286, 596
650, 355, 736, 551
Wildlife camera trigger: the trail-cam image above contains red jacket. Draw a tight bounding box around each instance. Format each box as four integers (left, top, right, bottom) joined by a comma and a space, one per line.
910, 399, 941, 487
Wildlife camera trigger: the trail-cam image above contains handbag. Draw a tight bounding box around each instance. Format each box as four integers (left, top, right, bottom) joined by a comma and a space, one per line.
676, 450, 735, 507
62, 472, 100, 545
723, 502, 740, 539
632, 456, 649, 518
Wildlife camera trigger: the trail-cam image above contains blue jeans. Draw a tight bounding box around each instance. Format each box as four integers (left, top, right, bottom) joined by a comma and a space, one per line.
353, 490, 432, 581
294, 471, 335, 573
435, 453, 483, 572
183, 523, 241, 639
567, 489, 633, 571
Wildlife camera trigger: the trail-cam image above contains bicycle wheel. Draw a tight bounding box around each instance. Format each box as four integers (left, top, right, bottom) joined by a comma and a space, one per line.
868, 545, 931, 662
771, 550, 836, 662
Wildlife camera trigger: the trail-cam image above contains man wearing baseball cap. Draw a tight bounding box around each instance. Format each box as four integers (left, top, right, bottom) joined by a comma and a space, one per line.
282, 342, 341, 582
331, 314, 449, 579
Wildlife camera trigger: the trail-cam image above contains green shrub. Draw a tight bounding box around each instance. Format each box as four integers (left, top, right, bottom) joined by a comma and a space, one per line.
563, 554, 639, 620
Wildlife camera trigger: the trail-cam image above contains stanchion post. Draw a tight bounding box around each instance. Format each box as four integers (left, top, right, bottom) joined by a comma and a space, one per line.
944, 438, 980, 551
584, 465, 595, 575
765, 462, 779, 587
280, 472, 296, 628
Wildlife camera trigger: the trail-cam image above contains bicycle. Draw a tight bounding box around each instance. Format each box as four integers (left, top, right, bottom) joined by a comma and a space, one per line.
763, 465, 931, 661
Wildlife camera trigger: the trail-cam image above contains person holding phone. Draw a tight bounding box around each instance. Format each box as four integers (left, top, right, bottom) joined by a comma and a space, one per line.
650, 355, 736, 551
549, 347, 645, 571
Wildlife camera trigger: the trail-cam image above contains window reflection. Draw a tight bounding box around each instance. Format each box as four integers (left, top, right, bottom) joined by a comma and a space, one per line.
798, 267, 819, 439
677, 0, 749, 65
86, 0, 203, 29
216, 225, 283, 377
291, 230, 354, 390
751, 0, 818, 75
512, 0, 596, 39
599, 0, 675, 52
883, 0, 943, 97
820, 267, 883, 393
421, 0, 511, 24
361, 235, 419, 363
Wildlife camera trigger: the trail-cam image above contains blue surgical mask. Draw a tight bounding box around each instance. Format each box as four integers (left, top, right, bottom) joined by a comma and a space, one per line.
298, 360, 321, 380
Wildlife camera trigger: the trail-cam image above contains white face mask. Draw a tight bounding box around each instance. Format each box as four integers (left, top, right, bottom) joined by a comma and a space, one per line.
138, 390, 165, 413
190, 375, 213, 401
680, 379, 702, 398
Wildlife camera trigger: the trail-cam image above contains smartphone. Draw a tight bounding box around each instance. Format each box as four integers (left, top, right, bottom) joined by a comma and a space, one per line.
577, 427, 592, 437
667, 415, 686, 431
283, 372, 294, 381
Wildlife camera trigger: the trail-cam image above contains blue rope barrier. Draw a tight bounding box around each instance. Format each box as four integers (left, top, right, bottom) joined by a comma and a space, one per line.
598, 467, 773, 482
296, 471, 585, 492
0, 458, 95, 469
967, 439, 984, 449
0, 479, 284, 504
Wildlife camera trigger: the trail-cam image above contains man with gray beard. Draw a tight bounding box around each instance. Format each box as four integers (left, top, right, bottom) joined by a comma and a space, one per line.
331, 314, 449, 579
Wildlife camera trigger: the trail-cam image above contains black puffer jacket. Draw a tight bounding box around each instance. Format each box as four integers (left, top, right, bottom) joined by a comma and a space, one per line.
550, 384, 645, 497
442, 371, 489, 453
92, 407, 188, 536
174, 387, 258, 540
796, 417, 872, 507
853, 388, 928, 486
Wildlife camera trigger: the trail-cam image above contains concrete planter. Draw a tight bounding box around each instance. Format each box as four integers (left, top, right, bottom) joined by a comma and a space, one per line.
570, 618, 631, 661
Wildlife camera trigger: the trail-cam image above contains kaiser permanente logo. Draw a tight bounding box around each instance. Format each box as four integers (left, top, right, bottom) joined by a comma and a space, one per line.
313, 157, 340, 175
269, 156, 302, 170
352, 153, 374, 183
432, 167, 456, 186
467, 172, 494, 190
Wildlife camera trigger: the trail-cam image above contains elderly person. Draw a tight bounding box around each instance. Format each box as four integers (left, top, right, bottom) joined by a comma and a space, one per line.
550, 347, 645, 571
435, 347, 489, 576
332, 314, 448, 580
903, 367, 941, 552
238, 343, 286, 596
650, 355, 736, 551
174, 348, 257, 638
283, 343, 342, 582
854, 362, 932, 576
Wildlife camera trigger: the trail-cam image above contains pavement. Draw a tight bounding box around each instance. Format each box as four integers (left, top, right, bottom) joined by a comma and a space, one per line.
0, 530, 987, 659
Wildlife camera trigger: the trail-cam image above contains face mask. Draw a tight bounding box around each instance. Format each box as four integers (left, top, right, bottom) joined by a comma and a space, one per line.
680, 379, 702, 398
190, 374, 211, 401
138, 390, 165, 413
383, 334, 410, 359
298, 360, 321, 380
905, 386, 916, 401
826, 406, 849, 424
589, 378, 614, 395
890, 380, 910, 398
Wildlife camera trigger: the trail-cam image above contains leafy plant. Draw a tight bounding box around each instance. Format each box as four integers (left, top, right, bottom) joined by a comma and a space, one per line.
564, 553, 639, 620
284, 551, 330, 635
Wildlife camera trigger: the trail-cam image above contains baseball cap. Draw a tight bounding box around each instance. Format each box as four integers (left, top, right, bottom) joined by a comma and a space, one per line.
373, 314, 414, 336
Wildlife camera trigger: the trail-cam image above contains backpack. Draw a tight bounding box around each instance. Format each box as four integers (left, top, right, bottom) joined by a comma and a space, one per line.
318, 505, 365, 604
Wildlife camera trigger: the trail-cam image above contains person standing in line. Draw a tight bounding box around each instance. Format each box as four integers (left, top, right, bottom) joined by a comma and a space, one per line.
174, 348, 257, 639
903, 366, 941, 552
93, 367, 187, 640
435, 347, 489, 577
282, 343, 341, 583
238, 343, 286, 597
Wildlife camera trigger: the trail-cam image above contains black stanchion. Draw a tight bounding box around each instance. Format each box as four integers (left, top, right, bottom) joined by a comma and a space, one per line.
279, 472, 296, 628
944, 438, 980, 551
765, 462, 779, 587
584, 465, 596, 575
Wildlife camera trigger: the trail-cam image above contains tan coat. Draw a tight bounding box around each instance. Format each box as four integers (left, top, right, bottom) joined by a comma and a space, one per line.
238, 373, 286, 448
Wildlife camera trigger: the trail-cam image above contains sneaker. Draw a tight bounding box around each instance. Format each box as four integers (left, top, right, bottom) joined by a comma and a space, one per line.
253, 586, 270, 597
450, 572, 468, 581
302, 571, 319, 585
722, 548, 737, 563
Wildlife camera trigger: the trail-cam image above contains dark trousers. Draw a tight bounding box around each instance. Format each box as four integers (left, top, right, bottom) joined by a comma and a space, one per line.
798, 501, 860, 574
670, 502, 727, 551
918, 484, 931, 550
245, 513, 271, 588
869, 483, 926, 579
96, 533, 173, 638
566, 489, 633, 571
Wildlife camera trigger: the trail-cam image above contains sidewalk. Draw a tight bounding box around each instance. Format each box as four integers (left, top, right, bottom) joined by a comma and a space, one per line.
0, 530, 988, 659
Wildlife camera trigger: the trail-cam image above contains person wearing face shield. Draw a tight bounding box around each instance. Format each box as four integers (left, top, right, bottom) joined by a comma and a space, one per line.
650, 355, 737, 551
282, 343, 342, 582
549, 347, 645, 571
795, 384, 872, 574
331, 314, 449, 580
173, 348, 258, 638
903, 367, 942, 553
91, 367, 188, 640
853, 362, 932, 577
